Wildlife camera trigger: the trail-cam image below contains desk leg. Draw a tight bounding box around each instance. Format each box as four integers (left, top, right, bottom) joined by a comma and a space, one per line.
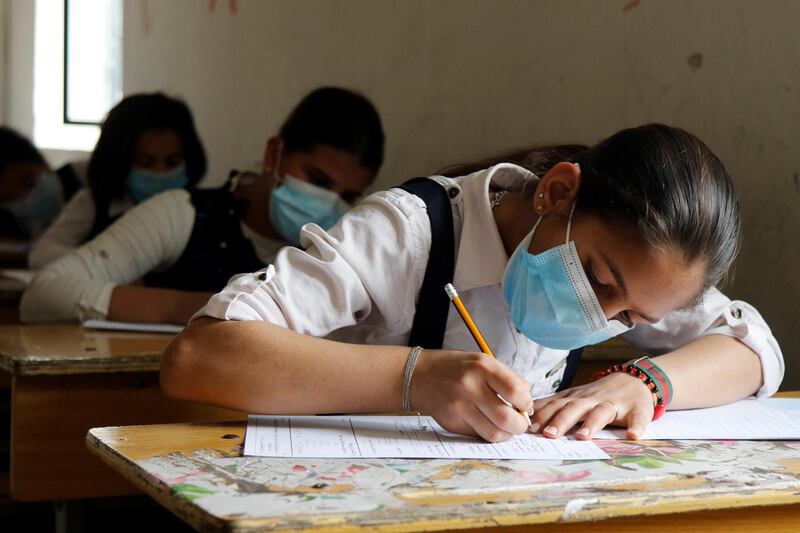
10, 371, 244, 501
54, 500, 84, 533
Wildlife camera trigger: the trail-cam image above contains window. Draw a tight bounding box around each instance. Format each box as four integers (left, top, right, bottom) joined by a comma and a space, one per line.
64, 0, 123, 125
33, 0, 123, 150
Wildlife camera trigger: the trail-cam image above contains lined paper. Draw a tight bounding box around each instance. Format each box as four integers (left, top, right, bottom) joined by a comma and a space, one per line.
594, 398, 800, 440
244, 415, 609, 460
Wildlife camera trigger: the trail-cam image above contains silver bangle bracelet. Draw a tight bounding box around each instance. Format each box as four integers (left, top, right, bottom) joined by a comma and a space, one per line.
402, 346, 423, 412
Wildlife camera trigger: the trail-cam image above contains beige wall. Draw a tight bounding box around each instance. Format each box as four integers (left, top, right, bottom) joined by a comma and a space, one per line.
0, 0, 6, 123
5, 0, 34, 134
121, 0, 796, 389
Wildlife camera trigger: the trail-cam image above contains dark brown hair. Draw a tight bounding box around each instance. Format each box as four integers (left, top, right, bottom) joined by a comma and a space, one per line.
441, 124, 740, 291
0, 127, 45, 173
88, 92, 207, 237
280, 87, 385, 176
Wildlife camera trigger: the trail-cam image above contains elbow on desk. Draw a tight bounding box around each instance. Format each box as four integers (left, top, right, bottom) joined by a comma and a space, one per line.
160, 320, 230, 406
160, 332, 200, 402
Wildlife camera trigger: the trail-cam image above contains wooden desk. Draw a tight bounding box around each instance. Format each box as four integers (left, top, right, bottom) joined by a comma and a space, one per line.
87, 393, 800, 532
0, 324, 244, 501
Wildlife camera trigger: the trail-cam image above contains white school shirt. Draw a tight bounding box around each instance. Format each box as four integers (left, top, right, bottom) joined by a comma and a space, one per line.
20, 188, 284, 323
28, 188, 133, 269
196, 164, 784, 398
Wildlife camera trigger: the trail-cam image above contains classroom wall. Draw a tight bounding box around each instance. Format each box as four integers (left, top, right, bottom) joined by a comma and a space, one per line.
5, 0, 34, 133
0, 0, 6, 123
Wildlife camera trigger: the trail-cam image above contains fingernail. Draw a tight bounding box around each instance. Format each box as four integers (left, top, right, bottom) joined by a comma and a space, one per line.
529, 422, 540, 433
543, 425, 557, 436
576, 428, 590, 439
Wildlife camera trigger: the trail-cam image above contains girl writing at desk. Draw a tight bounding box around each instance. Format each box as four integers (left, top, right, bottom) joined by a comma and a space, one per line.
28, 92, 208, 268
21, 87, 385, 325
161, 124, 783, 441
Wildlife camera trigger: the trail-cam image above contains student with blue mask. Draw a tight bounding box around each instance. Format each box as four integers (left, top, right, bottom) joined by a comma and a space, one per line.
0, 127, 85, 264
28, 93, 207, 268
160, 124, 783, 444
21, 87, 385, 325
268, 148, 350, 247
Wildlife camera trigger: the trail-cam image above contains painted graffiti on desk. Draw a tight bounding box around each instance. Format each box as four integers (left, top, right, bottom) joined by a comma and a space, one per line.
138, 438, 800, 523
594, 439, 700, 470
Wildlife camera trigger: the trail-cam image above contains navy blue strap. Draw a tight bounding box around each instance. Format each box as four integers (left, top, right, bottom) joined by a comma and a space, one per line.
556, 348, 584, 391
396, 178, 455, 350
398, 176, 584, 389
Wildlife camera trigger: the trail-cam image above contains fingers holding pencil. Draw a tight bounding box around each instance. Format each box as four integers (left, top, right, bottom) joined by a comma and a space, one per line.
445, 283, 534, 431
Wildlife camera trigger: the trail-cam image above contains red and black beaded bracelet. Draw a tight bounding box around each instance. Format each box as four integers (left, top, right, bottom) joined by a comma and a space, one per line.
591, 356, 673, 420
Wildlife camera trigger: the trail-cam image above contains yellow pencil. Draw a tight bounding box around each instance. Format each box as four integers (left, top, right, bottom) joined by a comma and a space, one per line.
444, 283, 533, 430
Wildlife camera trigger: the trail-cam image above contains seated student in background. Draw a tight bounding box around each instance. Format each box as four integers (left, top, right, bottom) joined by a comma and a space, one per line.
21, 86, 385, 325
160, 124, 782, 443
0, 127, 84, 256
28, 92, 207, 268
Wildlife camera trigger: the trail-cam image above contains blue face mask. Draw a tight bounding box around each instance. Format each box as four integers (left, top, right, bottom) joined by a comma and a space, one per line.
502, 204, 631, 350
269, 175, 349, 246
5, 172, 63, 221
126, 166, 189, 204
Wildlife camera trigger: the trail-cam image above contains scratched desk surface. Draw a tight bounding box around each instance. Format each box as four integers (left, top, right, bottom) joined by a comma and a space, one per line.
0, 324, 173, 375
88, 393, 800, 532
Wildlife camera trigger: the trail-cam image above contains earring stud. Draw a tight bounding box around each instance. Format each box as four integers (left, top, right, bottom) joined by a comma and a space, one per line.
538, 192, 544, 198
536, 204, 544, 212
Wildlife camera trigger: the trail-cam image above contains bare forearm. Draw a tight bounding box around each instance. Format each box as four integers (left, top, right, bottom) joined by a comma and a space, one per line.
654, 334, 762, 410
108, 286, 212, 324
161, 318, 410, 414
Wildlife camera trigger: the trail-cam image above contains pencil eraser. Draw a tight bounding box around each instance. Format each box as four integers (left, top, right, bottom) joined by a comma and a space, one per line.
444, 283, 458, 300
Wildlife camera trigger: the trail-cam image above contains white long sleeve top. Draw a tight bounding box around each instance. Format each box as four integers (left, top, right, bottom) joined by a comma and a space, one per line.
27, 188, 135, 269
21, 189, 284, 323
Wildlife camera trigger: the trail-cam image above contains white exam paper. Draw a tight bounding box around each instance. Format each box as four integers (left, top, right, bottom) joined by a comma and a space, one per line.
244, 415, 609, 460
594, 398, 800, 440
82, 319, 183, 334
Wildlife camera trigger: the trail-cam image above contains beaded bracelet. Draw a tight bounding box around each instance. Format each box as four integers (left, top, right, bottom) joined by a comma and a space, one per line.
592, 356, 673, 420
